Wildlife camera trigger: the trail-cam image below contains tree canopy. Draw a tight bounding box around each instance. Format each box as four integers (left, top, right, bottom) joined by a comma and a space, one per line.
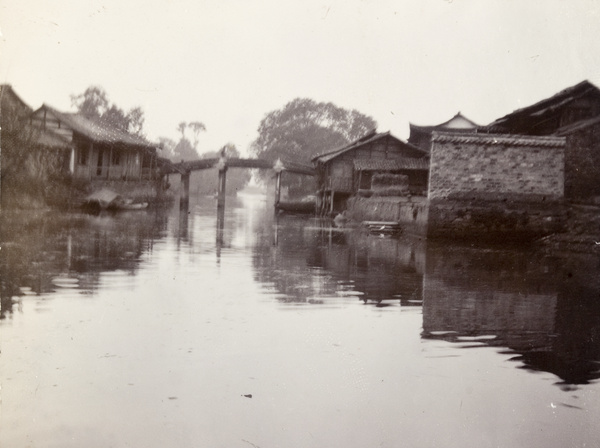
160, 121, 207, 162
250, 98, 377, 164
70, 86, 145, 136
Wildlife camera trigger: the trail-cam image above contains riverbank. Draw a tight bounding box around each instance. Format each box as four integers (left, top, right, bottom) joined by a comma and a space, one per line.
1, 178, 175, 211
345, 195, 599, 254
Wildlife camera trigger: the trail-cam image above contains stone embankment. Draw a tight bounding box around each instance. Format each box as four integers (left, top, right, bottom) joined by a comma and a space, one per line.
538, 203, 600, 255
346, 196, 428, 236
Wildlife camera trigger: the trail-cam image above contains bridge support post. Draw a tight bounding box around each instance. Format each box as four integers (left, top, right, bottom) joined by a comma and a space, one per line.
275, 171, 282, 209
179, 171, 190, 211
217, 165, 227, 211
273, 159, 285, 212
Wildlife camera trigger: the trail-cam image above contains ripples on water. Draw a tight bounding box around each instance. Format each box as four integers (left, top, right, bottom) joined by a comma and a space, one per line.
1, 196, 599, 447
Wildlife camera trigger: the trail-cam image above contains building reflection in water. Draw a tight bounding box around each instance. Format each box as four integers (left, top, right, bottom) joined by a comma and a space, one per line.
251, 216, 426, 307
0, 209, 169, 319
421, 242, 600, 387
253, 217, 599, 386
3, 203, 598, 388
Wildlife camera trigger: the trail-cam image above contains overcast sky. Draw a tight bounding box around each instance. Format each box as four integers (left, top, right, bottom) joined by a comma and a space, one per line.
2, 0, 600, 155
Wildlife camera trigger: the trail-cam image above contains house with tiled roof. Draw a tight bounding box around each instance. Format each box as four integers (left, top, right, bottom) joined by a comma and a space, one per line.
484, 80, 600, 200
311, 130, 428, 214
408, 112, 480, 152
485, 80, 600, 136
28, 104, 161, 181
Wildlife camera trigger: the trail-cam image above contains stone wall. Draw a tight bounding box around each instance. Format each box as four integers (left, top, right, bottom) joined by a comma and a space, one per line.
427, 197, 567, 241
346, 196, 428, 235
426, 132, 567, 240
428, 132, 565, 201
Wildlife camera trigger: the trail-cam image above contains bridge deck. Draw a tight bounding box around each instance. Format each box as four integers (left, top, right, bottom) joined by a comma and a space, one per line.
161, 157, 315, 176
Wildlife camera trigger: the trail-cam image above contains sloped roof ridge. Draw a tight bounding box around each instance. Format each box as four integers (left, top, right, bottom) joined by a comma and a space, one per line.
409, 111, 480, 132
312, 131, 426, 164
556, 113, 600, 135
488, 80, 600, 126
311, 130, 388, 161
39, 103, 153, 147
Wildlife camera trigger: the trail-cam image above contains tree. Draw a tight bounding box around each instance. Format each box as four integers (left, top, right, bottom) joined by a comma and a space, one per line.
251, 98, 377, 164
164, 120, 208, 162
177, 122, 187, 140
172, 138, 198, 162
128, 106, 145, 136
101, 104, 130, 132
188, 121, 206, 150
71, 86, 146, 136
157, 137, 176, 159
250, 98, 377, 196
70, 86, 109, 119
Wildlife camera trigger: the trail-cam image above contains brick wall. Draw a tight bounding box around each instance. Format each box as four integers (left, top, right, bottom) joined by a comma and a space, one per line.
563, 119, 600, 200
427, 132, 567, 240
428, 132, 565, 201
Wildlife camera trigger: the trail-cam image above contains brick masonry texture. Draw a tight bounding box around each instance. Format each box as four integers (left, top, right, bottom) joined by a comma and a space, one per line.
427, 198, 567, 240
428, 133, 565, 201
426, 133, 567, 240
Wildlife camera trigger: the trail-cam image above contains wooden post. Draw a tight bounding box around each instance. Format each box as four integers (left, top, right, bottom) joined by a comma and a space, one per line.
217, 165, 227, 211
273, 159, 285, 213
180, 170, 190, 211
275, 171, 282, 209
216, 203, 225, 250
330, 190, 335, 215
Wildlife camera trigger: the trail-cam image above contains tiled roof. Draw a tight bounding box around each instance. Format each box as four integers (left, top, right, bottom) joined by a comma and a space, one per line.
353, 158, 429, 171
432, 131, 566, 148
556, 114, 600, 135
409, 112, 480, 133
487, 80, 600, 128
28, 126, 73, 148
312, 131, 426, 163
38, 105, 155, 148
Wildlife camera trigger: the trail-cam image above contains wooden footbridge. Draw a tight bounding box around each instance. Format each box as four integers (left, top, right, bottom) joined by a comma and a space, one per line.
160, 155, 315, 210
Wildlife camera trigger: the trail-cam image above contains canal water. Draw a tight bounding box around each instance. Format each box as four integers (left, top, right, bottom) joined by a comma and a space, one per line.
1, 195, 599, 448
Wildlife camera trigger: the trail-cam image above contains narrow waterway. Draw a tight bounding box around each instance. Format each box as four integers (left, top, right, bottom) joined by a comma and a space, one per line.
1, 195, 599, 448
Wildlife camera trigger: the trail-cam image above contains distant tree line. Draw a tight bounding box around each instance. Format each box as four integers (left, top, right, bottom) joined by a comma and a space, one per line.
70, 86, 145, 136
2, 83, 376, 207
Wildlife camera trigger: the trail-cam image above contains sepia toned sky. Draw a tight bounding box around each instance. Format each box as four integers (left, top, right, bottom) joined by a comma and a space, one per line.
1, 0, 600, 155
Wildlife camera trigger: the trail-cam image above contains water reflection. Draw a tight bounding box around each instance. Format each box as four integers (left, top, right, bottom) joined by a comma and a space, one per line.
1, 209, 168, 318
2, 200, 599, 389
422, 243, 600, 386
251, 215, 426, 307
250, 210, 599, 386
